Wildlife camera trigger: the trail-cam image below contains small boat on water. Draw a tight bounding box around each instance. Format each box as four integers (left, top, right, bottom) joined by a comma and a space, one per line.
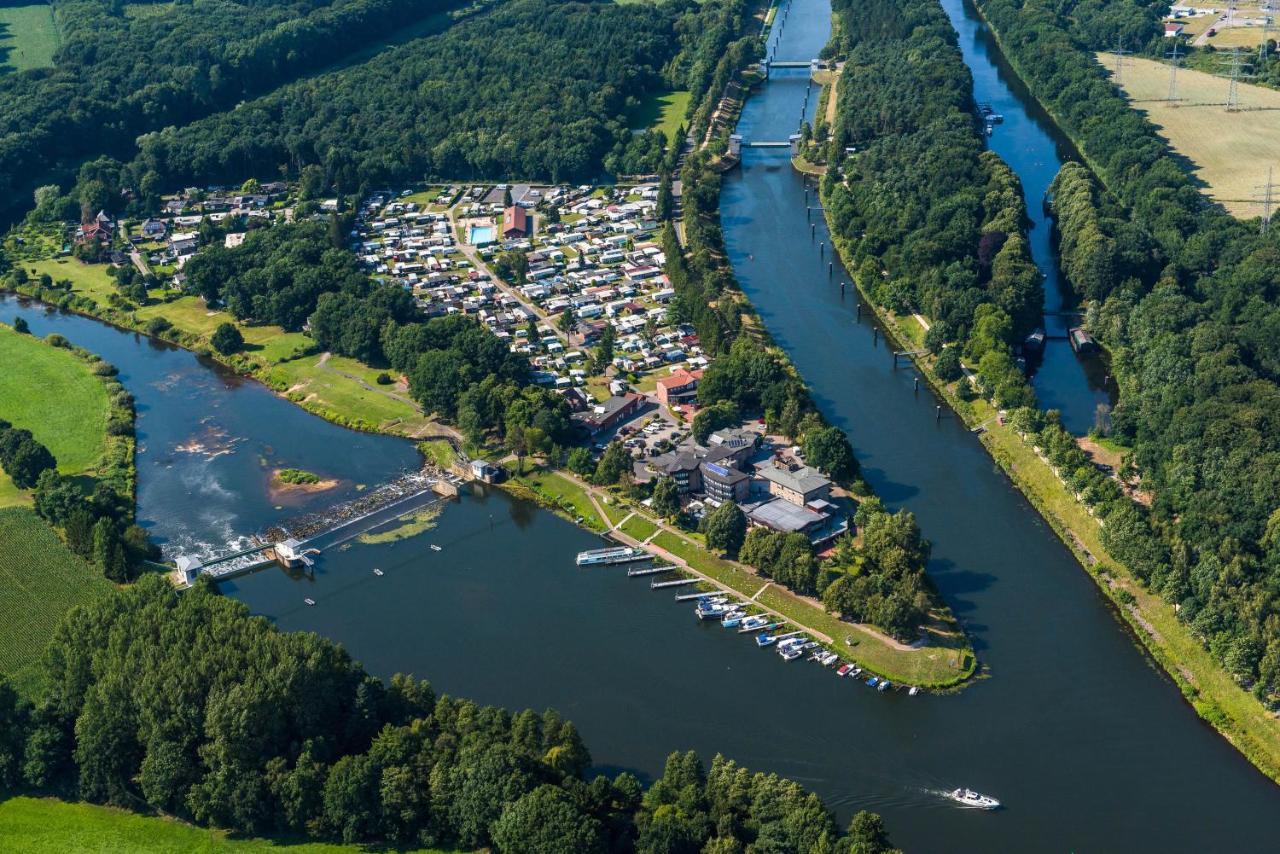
779, 645, 804, 661
819, 652, 839, 667
908, 686, 920, 696
721, 609, 748, 628
866, 676, 879, 688
304, 598, 316, 606
739, 615, 770, 632
696, 600, 735, 620
837, 663, 854, 677
947, 788, 1000, 810
430, 544, 442, 552
877, 679, 891, 692
373, 568, 384, 576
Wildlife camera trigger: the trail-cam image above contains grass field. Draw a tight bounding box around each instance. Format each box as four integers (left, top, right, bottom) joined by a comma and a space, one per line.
628, 89, 692, 144
0, 4, 58, 73
1100, 52, 1280, 218
0, 509, 111, 697
267, 354, 433, 434
0, 325, 110, 506
0, 796, 458, 853
618, 513, 657, 541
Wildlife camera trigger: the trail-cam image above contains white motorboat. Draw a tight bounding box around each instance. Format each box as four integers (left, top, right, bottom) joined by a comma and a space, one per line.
948, 788, 1000, 810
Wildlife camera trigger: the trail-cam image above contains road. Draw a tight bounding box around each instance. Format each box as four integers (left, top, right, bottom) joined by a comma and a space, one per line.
446, 205, 572, 346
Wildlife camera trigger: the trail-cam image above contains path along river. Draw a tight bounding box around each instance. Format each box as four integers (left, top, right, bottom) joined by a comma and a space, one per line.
3, 1, 1279, 845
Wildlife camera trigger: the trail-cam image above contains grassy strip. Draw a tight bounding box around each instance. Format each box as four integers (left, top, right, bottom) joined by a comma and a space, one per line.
0, 5, 59, 73
0, 509, 113, 698
649, 529, 972, 687
0, 796, 459, 853
828, 208, 1280, 780
619, 514, 658, 542
508, 469, 607, 532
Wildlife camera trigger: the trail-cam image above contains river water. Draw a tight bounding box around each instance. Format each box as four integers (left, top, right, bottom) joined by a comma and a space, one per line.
3, 1, 1279, 845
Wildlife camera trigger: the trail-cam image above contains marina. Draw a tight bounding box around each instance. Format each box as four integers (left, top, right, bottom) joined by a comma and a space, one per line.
575, 545, 648, 566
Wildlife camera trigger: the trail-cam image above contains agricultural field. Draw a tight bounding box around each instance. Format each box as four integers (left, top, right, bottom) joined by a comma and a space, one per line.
0, 796, 458, 853
1100, 52, 1280, 217
628, 89, 692, 144
0, 324, 110, 505
0, 509, 111, 697
0, 4, 58, 73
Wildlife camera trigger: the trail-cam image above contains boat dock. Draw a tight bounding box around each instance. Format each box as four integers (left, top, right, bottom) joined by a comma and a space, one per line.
627, 565, 672, 577
674, 591, 722, 602
651, 577, 700, 590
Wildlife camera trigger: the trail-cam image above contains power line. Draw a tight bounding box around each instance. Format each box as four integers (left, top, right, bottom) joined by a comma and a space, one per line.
1256, 167, 1275, 234
1220, 46, 1255, 112
1167, 40, 1184, 103
1112, 35, 1130, 83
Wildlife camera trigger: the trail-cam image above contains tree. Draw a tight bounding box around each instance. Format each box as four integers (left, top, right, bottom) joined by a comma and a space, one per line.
12, 317, 29, 334
0, 427, 56, 489
657, 172, 675, 221
210, 323, 244, 355
558, 305, 576, 336
491, 785, 605, 854
802, 425, 858, 482
703, 501, 747, 557
934, 345, 962, 382
593, 441, 631, 486
567, 446, 595, 477
593, 323, 615, 374
652, 476, 681, 518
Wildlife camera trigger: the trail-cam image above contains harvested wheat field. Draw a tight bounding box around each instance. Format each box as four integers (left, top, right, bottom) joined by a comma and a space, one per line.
1099, 52, 1280, 218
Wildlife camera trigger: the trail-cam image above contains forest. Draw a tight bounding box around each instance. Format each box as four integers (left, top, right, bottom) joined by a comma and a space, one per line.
0, 577, 899, 852
75, 0, 745, 204
821, 0, 1040, 411
976, 0, 1280, 700
0, 0, 457, 220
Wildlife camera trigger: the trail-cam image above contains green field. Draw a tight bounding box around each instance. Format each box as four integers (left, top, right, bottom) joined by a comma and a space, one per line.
628, 89, 692, 144
0, 4, 58, 73
0, 325, 110, 505
0, 509, 112, 696
0, 796, 457, 853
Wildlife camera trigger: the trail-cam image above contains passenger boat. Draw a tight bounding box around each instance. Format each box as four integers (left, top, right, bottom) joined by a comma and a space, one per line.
304, 598, 316, 606
947, 789, 1000, 810
576, 546, 644, 566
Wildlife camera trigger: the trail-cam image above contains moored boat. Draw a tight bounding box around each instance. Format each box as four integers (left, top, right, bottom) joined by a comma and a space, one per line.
837, 663, 853, 677
877, 679, 891, 692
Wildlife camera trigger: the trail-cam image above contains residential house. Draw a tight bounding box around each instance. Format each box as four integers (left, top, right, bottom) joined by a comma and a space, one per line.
140, 218, 167, 239
503, 205, 530, 239
572, 392, 644, 435
656, 367, 703, 407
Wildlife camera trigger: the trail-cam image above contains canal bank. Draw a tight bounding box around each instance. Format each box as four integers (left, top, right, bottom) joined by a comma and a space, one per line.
720, 0, 1280, 848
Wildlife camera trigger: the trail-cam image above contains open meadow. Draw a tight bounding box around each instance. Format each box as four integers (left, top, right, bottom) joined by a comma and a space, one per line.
1100, 52, 1280, 218
0, 4, 58, 73
0, 324, 109, 505
628, 89, 692, 144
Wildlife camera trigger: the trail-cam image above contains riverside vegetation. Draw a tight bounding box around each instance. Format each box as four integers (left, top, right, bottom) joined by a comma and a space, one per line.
0, 577, 901, 853
814, 0, 1280, 779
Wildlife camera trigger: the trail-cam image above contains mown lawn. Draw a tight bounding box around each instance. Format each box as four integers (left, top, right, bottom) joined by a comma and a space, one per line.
0, 4, 59, 73
0, 325, 109, 505
0, 796, 459, 853
628, 89, 692, 144
619, 513, 657, 541
0, 509, 112, 697
267, 354, 433, 434
511, 468, 606, 530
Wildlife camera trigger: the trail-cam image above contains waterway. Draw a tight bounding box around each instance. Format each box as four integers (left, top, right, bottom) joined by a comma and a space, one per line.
0, 294, 420, 555
3, 1, 1278, 845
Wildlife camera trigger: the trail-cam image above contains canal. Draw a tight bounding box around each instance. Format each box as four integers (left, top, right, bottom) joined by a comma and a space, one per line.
2, 0, 1277, 844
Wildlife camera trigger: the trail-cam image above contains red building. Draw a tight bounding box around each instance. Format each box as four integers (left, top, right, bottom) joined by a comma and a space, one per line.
503, 206, 529, 238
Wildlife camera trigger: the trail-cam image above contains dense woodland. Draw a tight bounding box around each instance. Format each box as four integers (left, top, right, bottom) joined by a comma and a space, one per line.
48, 0, 751, 209
821, 0, 1040, 411
0, 578, 899, 852
977, 0, 1280, 701
0, 0, 456, 219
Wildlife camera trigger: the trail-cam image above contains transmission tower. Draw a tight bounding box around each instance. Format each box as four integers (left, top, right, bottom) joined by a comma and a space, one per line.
1228, 0, 1238, 29
1220, 46, 1255, 111
1167, 40, 1184, 103
1257, 167, 1275, 234
1112, 35, 1130, 83
1261, 15, 1274, 68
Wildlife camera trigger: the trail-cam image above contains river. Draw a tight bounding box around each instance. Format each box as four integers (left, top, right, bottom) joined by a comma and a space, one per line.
3, 0, 1279, 845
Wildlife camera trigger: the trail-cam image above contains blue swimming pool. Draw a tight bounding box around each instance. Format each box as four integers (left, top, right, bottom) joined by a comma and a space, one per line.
467, 224, 496, 245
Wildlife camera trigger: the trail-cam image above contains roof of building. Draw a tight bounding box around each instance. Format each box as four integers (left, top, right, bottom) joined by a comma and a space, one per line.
656, 368, 703, 390
758, 464, 831, 494
709, 427, 759, 449
504, 206, 528, 233
748, 498, 825, 533
700, 461, 748, 485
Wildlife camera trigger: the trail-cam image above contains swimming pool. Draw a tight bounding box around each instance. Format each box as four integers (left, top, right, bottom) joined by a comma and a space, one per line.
467, 224, 496, 245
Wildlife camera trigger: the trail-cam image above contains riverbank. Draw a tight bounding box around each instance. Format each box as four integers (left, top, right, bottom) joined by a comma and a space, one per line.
818, 4, 1280, 780
513, 463, 974, 688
